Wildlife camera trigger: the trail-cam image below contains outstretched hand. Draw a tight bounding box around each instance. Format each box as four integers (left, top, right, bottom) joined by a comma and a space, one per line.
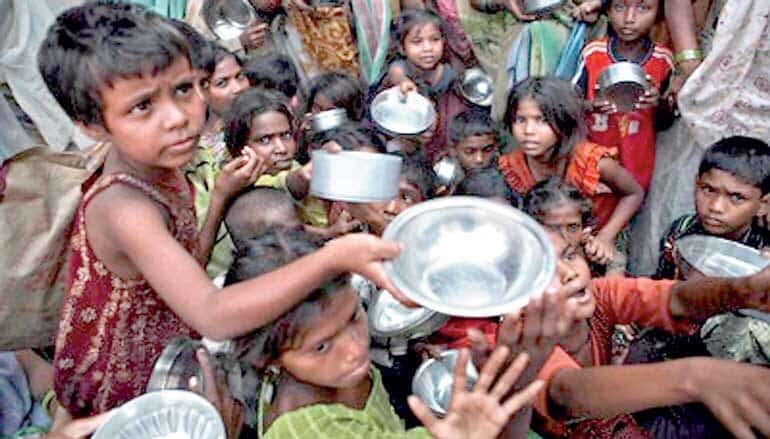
408, 348, 544, 439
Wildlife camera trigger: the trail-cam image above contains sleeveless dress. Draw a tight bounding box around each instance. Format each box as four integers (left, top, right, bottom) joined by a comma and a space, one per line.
53, 172, 199, 417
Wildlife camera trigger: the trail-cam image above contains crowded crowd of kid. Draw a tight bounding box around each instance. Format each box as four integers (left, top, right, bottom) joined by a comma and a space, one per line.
3, 0, 770, 438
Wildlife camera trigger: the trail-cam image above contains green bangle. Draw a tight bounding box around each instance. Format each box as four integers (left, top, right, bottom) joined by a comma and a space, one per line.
675, 49, 703, 63
41, 389, 56, 418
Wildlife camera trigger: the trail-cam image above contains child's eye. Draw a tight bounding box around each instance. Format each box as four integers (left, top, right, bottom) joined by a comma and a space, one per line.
567, 223, 581, 233
731, 194, 746, 203
236, 71, 246, 80
215, 79, 227, 88
176, 82, 194, 96
613, 3, 626, 11
514, 116, 526, 124
282, 131, 293, 140
564, 251, 578, 261
129, 99, 151, 115
483, 146, 496, 153
259, 136, 271, 145
315, 342, 330, 353
535, 116, 547, 123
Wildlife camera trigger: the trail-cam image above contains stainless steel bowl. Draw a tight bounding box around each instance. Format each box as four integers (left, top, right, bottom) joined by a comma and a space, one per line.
521, 0, 565, 15
676, 235, 770, 323
597, 62, 649, 112
203, 0, 258, 40
310, 150, 403, 202
371, 87, 437, 136
368, 289, 449, 339
433, 156, 465, 188
310, 108, 348, 133
458, 68, 494, 107
146, 337, 205, 392
412, 349, 479, 416
91, 390, 225, 439
382, 196, 556, 317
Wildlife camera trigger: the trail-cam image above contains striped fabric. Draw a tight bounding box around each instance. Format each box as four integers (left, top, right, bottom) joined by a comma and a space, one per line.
260, 368, 431, 438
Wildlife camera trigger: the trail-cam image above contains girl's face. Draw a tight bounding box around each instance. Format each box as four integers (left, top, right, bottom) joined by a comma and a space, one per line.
540, 201, 584, 247
512, 97, 559, 161
402, 22, 444, 72
345, 178, 425, 235
205, 55, 249, 116
278, 286, 371, 389
247, 110, 297, 174
547, 230, 595, 321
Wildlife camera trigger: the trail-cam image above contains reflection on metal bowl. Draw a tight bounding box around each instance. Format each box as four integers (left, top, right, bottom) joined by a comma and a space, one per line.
412, 349, 479, 416
310, 108, 348, 133
383, 197, 555, 317
432, 156, 465, 188
146, 337, 205, 392
521, 0, 565, 15
371, 87, 437, 136
203, 0, 257, 40
310, 150, 403, 202
368, 289, 448, 339
458, 68, 494, 107
597, 62, 649, 113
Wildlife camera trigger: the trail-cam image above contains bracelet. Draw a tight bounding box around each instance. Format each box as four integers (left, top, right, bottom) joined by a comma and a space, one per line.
41, 389, 57, 418
674, 49, 703, 63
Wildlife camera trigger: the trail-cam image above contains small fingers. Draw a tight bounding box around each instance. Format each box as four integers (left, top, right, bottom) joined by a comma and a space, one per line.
450, 348, 471, 399
490, 351, 529, 398
195, 348, 221, 408
475, 345, 510, 393
408, 395, 439, 430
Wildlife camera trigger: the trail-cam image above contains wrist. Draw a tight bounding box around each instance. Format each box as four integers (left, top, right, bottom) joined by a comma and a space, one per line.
674, 48, 702, 64
676, 358, 706, 403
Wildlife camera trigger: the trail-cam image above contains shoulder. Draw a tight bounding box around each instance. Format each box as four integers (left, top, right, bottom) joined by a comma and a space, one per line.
581, 38, 609, 59
265, 401, 371, 439
665, 213, 701, 239
650, 44, 675, 69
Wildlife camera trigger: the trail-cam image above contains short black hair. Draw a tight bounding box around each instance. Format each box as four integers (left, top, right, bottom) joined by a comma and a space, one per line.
224, 87, 295, 157
394, 9, 447, 54
243, 52, 299, 99
225, 188, 300, 248
456, 168, 520, 206
698, 136, 770, 194
448, 109, 498, 146
212, 44, 242, 68
38, 1, 190, 127
402, 156, 434, 199
523, 177, 594, 226
302, 121, 386, 162
168, 19, 216, 76
306, 72, 364, 121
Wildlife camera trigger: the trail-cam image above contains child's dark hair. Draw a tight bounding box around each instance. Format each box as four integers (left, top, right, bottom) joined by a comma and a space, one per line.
225, 227, 347, 368
244, 52, 299, 99
503, 76, 586, 162
523, 177, 594, 226
448, 109, 498, 146
225, 88, 295, 157
225, 188, 300, 249
698, 136, 770, 195
38, 1, 189, 126
402, 156, 434, 199
306, 72, 364, 121
212, 44, 242, 68
302, 122, 386, 162
456, 168, 521, 207
394, 9, 447, 55
168, 19, 216, 77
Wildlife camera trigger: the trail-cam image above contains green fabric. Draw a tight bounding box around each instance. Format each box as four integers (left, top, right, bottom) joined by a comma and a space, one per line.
455, 0, 518, 79
352, 0, 392, 85
259, 368, 431, 439
109, 0, 187, 19
528, 20, 570, 76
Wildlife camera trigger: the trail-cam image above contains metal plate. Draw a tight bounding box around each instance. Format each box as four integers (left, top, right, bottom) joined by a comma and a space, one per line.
147, 337, 204, 393
521, 0, 565, 14
383, 196, 556, 317
92, 390, 225, 439
597, 62, 649, 113
203, 0, 257, 41
370, 88, 437, 136
458, 68, 494, 107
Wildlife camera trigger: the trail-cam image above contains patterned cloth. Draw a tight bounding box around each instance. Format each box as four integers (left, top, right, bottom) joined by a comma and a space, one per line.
575, 37, 674, 191
351, 0, 392, 85
259, 367, 431, 438
54, 172, 199, 417
498, 140, 619, 228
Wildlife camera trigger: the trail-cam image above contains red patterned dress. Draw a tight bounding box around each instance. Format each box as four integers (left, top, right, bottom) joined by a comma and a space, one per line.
54, 173, 199, 417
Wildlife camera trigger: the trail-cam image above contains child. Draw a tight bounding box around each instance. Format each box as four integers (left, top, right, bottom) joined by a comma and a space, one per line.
39, 2, 401, 418
483, 230, 770, 438
455, 167, 521, 207
446, 109, 500, 172
204, 45, 251, 130
224, 187, 302, 251
498, 76, 644, 267
243, 52, 302, 112
573, 0, 676, 191
306, 71, 365, 122
524, 177, 627, 276
168, 20, 216, 90
224, 229, 544, 439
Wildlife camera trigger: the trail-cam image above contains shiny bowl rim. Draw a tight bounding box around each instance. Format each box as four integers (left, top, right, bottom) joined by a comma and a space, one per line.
521, 0, 566, 14
146, 337, 204, 392
370, 88, 437, 136
598, 62, 649, 87
411, 349, 479, 415
202, 0, 257, 39
310, 108, 349, 131
368, 290, 447, 338
675, 234, 770, 277
382, 196, 556, 317
459, 68, 494, 107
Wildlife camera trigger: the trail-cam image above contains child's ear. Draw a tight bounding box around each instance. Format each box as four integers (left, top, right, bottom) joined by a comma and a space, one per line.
76, 122, 109, 142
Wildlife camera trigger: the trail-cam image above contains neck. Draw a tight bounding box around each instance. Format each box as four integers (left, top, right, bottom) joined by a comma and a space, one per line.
722, 223, 752, 241
562, 320, 592, 365
103, 146, 179, 185
278, 372, 371, 411
612, 35, 648, 61
410, 61, 442, 86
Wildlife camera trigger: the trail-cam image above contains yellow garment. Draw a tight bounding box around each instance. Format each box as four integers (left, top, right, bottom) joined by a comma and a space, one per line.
255, 161, 328, 227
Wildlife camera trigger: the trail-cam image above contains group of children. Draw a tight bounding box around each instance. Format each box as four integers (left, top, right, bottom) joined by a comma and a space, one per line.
5, 0, 770, 438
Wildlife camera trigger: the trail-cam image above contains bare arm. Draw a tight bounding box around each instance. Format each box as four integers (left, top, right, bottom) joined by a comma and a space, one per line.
596, 157, 644, 241
664, 0, 702, 95
669, 266, 770, 320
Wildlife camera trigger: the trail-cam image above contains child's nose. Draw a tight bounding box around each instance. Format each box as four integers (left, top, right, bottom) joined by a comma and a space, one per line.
709, 195, 727, 213
163, 101, 188, 130
474, 150, 485, 163
558, 260, 579, 284
624, 7, 637, 23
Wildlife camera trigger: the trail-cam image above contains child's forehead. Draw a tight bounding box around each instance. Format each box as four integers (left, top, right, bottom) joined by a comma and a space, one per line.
456, 132, 497, 147
102, 56, 194, 96
406, 21, 441, 37
698, 168, 762, 195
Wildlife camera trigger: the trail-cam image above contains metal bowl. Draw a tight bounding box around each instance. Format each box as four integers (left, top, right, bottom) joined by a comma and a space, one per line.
310, 150, 403, 202
433, 156, 465, 188
368, 289, 449, 339
677, 235, 770, 323
310, 108, 348, 133
458, 68, 494, 107
382, 196, 555, 317
370, 87, 437, 136
412, 349, 479, 416
203, 0, 257, 40
91, 390, 225, 439
521, 0, 565, 15
597, 62, 649, 113
147, 337, 205, 393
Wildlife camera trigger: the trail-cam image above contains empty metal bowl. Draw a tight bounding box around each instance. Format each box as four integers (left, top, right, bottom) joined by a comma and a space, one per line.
382, 196, 556, 317
368, 289, 449, 339
310, 108, 349, 133
458, 68, 494, 107
521, 0, 565, 15
203, 0, 258, 40
370, 87, 437, 136
147, 337, 205, 393
433, 156, 466, 188
310, 150, 403, 202
91, 390, 225, 439
597, 62, 649, 112
676, 235, 770, 323
412, 349, 479, 416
